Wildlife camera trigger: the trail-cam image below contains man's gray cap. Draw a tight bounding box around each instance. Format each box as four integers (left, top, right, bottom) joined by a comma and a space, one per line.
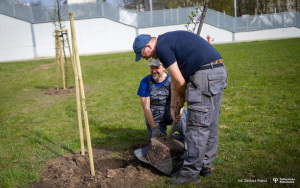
148, 58, 162, 66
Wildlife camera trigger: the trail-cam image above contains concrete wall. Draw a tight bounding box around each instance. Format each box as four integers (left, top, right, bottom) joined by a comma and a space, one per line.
32, 18, 137, 58
0, 13, 299, 62
235, 27, 300, 42
138, 24, 233, 43
0, 14, 35, 62
71, 18, 136, 55
33, 22, 56, 58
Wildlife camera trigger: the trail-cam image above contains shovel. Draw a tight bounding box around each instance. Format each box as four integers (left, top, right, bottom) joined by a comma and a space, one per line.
134, 106, 185, 176
166, 106, 181, 139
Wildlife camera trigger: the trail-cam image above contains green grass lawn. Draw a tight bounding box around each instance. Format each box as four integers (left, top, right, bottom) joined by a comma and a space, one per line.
0, 38, 299, 187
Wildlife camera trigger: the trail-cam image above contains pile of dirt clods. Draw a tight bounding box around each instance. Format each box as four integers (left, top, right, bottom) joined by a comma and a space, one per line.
31, 147, 161, 188
147, 136, 185, 165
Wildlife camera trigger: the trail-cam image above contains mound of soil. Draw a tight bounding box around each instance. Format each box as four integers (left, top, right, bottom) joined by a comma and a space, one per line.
45, 87, 76, 95
33, 62, 56, 71
45, 86, 91, 95
31, 147, 160, 188
147, 136, 185, 165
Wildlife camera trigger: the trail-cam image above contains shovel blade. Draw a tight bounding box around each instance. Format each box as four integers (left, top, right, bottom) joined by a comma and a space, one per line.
134, 145, 185, 176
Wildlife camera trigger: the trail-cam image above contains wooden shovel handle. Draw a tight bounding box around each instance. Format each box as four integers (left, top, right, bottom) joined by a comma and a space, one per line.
167, 106, 181, 139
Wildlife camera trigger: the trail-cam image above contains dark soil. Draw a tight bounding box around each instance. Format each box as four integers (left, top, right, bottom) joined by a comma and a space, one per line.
147, 136, 185, 165
31, 146, 162, 188
45, 87, 76, 95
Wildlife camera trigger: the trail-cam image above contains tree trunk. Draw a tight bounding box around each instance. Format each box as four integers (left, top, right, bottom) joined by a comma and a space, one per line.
196, 0, 209, 35
255, 0, 258, 15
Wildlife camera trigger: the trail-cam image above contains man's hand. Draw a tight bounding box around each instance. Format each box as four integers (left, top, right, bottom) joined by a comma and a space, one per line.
152, 126, 162, 137
171, 105, 184, 123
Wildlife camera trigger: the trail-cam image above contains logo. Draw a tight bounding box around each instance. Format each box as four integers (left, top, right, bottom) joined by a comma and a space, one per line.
273, 178, 278, 183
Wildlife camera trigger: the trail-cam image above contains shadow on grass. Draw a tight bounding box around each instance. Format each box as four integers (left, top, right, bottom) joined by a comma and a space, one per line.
23, 127, 75, 156
22, 123, 149, 156
83, 117, 149, 151
90, 125, 149, 151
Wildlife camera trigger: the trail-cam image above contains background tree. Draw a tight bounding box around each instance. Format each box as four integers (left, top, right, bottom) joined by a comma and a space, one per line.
31, 0, 42, 6
257, 0, 271, 14
109, 0, 297, 16
123, 0, 169, 11
207, 0, 234, 16
243, 0, 257, 15
50, 0, 71, 89
185, 0, 209, 35
123, 0, 145, 11
168, 0, 236, 16
168, 0, 203, 8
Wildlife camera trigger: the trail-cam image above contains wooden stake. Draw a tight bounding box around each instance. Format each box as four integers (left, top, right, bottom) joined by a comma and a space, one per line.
57, 31, 66, 89
57, 29, 68, 32
69, 12, 95, 176
55, 31, 60, 91
65, 30, 85, 156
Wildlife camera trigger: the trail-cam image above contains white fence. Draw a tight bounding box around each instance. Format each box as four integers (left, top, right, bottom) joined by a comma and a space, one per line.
0, 1, 299, 62
1, 1, 299, 31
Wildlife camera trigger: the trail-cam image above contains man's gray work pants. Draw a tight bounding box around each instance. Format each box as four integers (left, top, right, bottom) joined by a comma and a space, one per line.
180, 64, 227, 177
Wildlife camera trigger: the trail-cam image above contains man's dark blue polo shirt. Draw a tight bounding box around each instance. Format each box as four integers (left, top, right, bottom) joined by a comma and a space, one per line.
156, 30, 222, 81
